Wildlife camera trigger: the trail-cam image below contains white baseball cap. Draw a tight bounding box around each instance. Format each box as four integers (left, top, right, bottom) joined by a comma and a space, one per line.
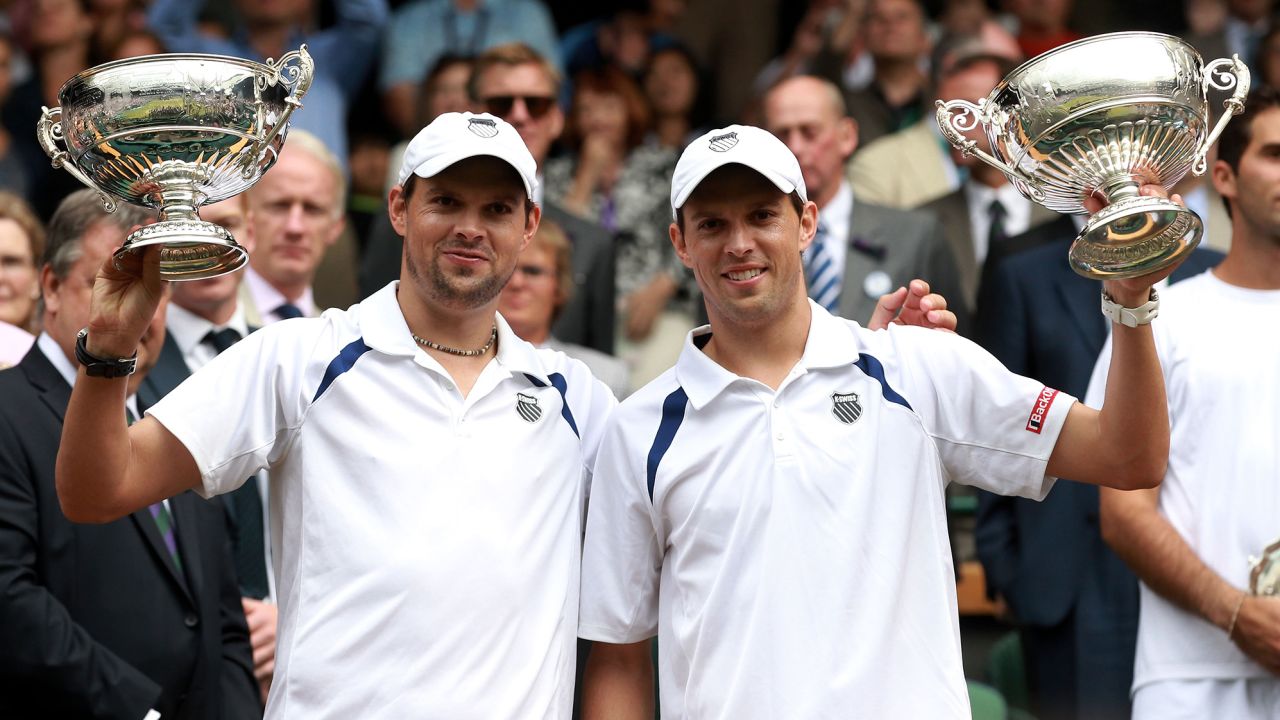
670, 124, 808, 217
397, 111, 539, 199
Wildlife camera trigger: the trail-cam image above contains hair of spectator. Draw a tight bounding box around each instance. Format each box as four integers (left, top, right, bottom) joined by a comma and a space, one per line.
1216, 86, 1280, 215
0, 192, 46, 275
398, 174, 536, 220
272, 129, 347, 216
530, 219, 575, 320
565, 65, 653, 152
43, 190, 151, 280
676, 189, 805, 233
468, 43, 563, 101
931, 36, 1019, 87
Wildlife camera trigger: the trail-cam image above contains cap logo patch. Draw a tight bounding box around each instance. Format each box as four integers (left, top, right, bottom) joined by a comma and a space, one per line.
832, 391, 862, 425
468, 118, 499, 138
708, 132, 738, 152
516, 392, 543, 423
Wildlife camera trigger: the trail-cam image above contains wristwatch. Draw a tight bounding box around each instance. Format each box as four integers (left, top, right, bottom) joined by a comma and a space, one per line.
1100, 288, 1160, 328
74, 328, 137, 378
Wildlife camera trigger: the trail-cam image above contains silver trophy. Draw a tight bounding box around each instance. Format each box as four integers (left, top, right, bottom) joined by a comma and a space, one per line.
37, 47, 314, 281
1250, 537, 1280, 597
937, 32, 1249, 279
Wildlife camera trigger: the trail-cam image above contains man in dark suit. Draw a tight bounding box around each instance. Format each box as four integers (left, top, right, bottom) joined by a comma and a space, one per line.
139, 194, 278, 704
0, 189, 260, 718
763, 74, 966, 328
921, 52, 1060, 327
361, 43, 618, 356
972, 218, 1223, 720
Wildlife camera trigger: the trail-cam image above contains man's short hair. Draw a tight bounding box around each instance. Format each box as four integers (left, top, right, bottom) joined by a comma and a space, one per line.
468, 42, 562, 100
43, 189, 150, 279
277, 129, 347, 215
1215, 86, 1280, 215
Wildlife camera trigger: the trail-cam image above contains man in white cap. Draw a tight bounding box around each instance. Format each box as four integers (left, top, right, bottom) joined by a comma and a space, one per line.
52, 112, 618, 719
577, 124, 1189, 718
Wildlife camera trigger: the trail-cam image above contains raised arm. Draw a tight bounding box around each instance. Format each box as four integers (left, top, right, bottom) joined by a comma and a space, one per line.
1044, 187, 1182, 490
56, 248, 202, 523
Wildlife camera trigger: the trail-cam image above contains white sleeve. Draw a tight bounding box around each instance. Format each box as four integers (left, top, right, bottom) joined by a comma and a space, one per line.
887, 325, 1075, 499
146, 323, 312, 499
578, 410, 662, 644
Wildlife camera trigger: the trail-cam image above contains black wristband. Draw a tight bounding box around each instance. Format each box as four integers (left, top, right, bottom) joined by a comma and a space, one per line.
74, 328, 137, 378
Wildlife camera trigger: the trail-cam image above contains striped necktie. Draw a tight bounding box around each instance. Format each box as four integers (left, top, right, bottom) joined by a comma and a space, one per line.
127, 408, 183, 572
805, 223, 841, 312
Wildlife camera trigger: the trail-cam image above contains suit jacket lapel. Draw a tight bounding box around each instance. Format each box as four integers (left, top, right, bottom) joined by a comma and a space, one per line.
21, 347, 73, 424
936, 191, 978, 306
168, 493, 205, 602
129, 505, 195, 602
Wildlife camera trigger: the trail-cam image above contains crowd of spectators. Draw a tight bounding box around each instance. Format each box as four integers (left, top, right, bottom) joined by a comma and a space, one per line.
1, 0, 1279, 718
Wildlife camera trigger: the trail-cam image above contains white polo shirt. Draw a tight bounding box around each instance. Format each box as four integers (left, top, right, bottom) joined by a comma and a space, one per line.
149, 282, 616, 720
579, 301, 1073, 719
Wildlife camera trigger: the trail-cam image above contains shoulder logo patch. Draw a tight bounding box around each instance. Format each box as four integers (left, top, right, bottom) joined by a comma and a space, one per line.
832, 391, 862, 425
1026, 386, 1059, 434
468, 117, 498, 138
516, 392, 543, 423
708, 131, 738, 152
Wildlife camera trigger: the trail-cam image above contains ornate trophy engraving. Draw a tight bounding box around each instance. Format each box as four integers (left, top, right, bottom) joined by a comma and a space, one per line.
936, 32, 1249, 279
37, 46, 314, 280
1249, 537, 1280, 597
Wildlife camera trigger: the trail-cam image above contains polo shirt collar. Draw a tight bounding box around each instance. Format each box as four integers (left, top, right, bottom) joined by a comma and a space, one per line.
676, 300, 862, 410
357, 281, 550, 383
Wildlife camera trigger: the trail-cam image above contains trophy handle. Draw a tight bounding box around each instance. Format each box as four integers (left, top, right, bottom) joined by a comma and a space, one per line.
1193, 55, 1250, 176
36, 106, 117, 212
935, 99, 1045, 202
246, 44, 315, 177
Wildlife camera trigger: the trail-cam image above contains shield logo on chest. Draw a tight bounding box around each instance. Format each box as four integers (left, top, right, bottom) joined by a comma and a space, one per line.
831, 391, 862, 425
516, 392, 543, 423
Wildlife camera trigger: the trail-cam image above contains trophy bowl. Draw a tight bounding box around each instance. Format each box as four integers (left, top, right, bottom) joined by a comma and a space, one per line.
37, 46, 313, 281
937, 32, 1249, 279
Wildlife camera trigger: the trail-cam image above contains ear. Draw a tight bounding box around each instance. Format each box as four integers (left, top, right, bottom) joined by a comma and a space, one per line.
521, 204, 541, 253
324, 213, 346, 248
669, 221, 693, 269
1211, 158, 1236, 203
389, 185, 409, 238
839, 116, 859, 158
798, 200, 819, 253
239, 210, 258, 254
40, 264, 60, 315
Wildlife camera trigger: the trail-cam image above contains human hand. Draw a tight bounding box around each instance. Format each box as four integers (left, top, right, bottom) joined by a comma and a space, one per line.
85, 242, 167, 358
866, 278, 957, 332
1231, 595, 1280, 676
1083, 184, 1188, 305
242, 598, 278, 685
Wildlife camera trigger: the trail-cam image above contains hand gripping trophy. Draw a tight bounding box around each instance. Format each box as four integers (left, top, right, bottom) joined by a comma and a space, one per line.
37, 46, 314, 281
937, 32, 1249, 279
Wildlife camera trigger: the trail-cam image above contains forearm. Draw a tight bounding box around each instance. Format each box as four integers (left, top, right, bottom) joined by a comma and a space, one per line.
56, 372, 135, 522
1094, 299, 1169, 485
582, 641, 655, 720
1100, 488, 1240, 631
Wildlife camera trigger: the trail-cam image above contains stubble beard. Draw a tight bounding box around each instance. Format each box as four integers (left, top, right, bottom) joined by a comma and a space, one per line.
405, 243, 513, 310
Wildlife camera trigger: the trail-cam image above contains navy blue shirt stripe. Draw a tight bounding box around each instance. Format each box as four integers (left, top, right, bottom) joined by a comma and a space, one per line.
647, 387, 689, 501
524, 373, 580, 438
854, 353, 912, 410
312, 338, 372, 403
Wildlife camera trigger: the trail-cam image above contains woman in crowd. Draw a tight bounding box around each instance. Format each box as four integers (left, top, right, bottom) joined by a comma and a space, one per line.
542, 64, 694, 386
643, 44, 712, 151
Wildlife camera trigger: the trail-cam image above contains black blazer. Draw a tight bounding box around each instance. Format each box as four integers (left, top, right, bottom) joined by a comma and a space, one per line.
0, 347, 260, 719
972, 226, 1224, 627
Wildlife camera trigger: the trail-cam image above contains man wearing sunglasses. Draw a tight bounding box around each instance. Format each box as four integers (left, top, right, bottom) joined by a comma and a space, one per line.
470, 43, 619, 359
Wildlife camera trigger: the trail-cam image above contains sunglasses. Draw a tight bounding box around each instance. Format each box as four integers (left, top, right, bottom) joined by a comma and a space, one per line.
481, 95, 556, 119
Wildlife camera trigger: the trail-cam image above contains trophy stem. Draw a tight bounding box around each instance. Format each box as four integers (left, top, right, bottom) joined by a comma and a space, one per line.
1098, 177, 1142, 203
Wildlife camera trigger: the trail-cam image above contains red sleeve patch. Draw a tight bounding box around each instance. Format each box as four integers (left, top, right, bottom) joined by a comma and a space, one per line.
1026, 386, 1060, 434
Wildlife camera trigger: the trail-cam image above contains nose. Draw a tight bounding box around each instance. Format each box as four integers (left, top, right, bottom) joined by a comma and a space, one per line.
283, 203, 307, 236
724, 222, 754, 257
507, 98, 531, 125
454, 206, 486, 241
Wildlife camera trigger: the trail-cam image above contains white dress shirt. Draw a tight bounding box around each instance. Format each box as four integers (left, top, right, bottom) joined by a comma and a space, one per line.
165, 302, 252, 372
243, 266, 316, 324
805, 180, 855, 283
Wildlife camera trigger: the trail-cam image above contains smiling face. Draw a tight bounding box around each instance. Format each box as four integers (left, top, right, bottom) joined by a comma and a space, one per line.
672, 165, 817, 330
391, 156, 539, 314
0, 219, 38, 328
